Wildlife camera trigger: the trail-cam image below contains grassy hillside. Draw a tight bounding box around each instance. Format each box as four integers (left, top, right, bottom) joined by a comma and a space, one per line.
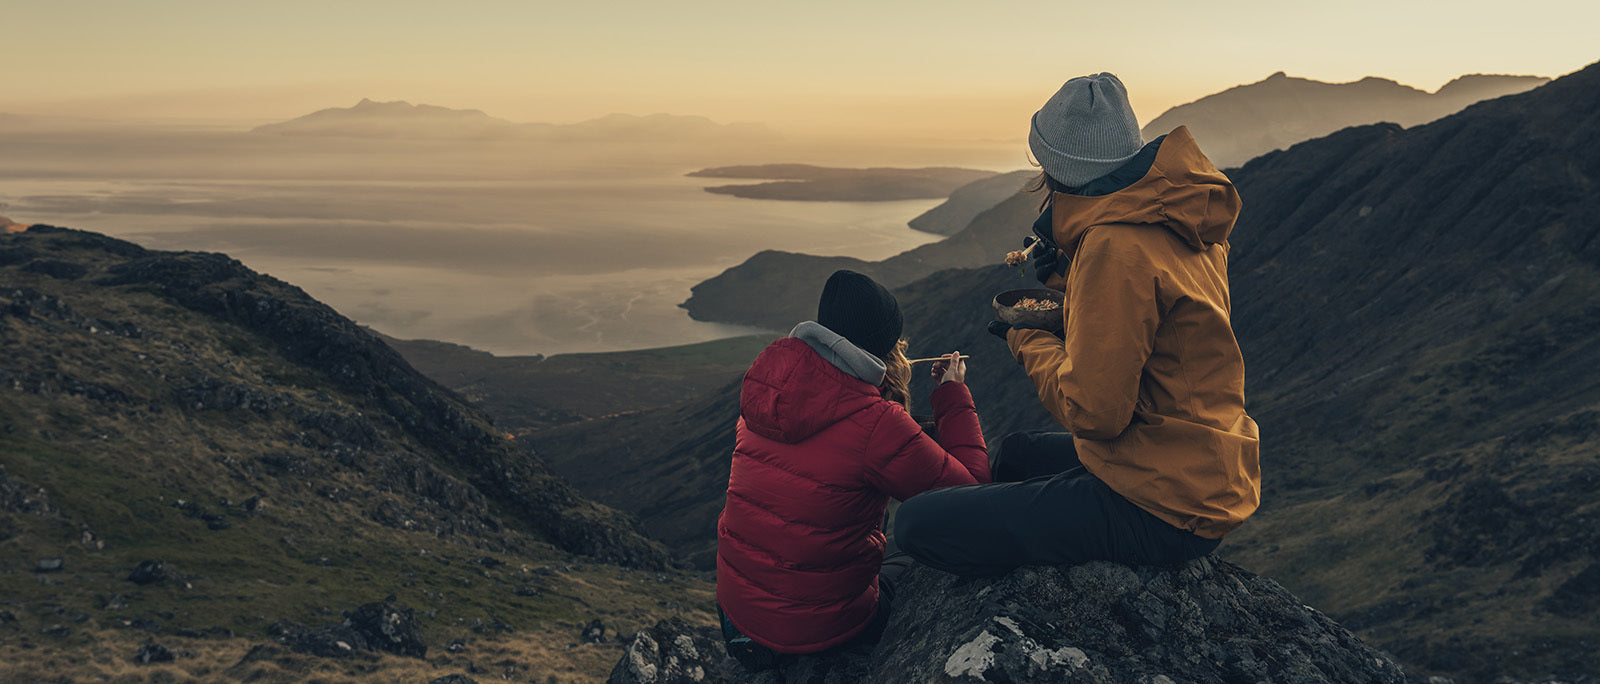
0, 226, 711, 682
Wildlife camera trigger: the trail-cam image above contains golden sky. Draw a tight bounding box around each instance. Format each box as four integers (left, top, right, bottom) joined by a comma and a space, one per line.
6, 0, 1596, 139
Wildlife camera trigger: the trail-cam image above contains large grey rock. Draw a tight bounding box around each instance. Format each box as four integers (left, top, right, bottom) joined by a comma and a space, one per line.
872, 558, 1407, 683
610, 557, 1410, 683
607, 617, 741, 684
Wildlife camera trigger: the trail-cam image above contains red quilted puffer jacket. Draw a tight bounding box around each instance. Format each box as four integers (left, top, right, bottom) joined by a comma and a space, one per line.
716, 336, 989, 653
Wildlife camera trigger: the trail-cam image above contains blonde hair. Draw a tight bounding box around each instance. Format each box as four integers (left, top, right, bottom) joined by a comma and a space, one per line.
879, 339, 911, 410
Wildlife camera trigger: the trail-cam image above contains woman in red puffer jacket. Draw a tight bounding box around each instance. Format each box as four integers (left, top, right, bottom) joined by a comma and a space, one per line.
716, 269, 989, 663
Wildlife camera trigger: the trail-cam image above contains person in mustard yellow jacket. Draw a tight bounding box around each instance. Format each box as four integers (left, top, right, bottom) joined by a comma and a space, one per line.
894, 73, 1261, 575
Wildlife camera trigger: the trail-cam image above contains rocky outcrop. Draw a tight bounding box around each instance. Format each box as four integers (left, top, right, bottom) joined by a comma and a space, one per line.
610, 558, 1408, 683
608, 617, 743, 684
269, 600, 427, 659
0, 465, 60, 518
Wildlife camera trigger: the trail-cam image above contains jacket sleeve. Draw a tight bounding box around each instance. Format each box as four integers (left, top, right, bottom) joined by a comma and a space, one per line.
1008, 226, 1160, 440
861, 384, 990, 501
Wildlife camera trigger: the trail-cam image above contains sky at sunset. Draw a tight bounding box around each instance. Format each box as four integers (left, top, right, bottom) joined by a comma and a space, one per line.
6, 0, 1597, 139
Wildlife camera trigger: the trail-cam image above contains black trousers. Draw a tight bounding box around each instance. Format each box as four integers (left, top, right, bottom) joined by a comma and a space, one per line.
894, 431, 1219, 576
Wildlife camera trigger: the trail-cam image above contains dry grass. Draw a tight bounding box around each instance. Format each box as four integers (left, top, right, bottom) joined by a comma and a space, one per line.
0, 621, 671, 683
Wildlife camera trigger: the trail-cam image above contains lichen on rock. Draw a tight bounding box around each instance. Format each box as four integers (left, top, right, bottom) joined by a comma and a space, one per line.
610, 557, 1411, 683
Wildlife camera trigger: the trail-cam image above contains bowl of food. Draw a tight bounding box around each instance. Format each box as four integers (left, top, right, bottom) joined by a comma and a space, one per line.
993, 288, 1064, 330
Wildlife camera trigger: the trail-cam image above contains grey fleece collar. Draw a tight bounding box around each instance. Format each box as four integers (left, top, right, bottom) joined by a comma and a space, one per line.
791, 321, 887, 387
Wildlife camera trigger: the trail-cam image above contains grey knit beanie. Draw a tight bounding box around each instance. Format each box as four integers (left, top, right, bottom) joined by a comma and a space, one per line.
1029, 73, 1144, 187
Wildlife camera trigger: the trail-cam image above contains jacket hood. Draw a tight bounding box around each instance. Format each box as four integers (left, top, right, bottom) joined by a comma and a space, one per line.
1051, 126, 1241, 253
790, 321, 887, 386
740, 330, 885, 444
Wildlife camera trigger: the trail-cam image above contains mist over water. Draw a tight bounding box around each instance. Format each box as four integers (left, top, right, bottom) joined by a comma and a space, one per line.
4, 162, 952, 355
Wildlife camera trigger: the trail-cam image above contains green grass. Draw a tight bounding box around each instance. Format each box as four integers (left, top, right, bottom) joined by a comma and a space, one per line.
2, 427, 712, 672
0, 232, 714, 682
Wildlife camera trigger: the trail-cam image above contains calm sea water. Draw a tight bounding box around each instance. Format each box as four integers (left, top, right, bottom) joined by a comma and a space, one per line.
5, 173, 944, 355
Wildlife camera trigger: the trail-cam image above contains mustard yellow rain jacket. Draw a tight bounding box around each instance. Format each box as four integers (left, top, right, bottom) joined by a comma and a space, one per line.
1008, 126, 1260, 539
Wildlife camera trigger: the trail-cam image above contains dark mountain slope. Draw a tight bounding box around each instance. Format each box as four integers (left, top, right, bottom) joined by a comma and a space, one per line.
681, 189, 1044, 330
893, 62, 1600, 681
0, 226, 720, 680
529, 385, 741, 570
908, 170, 1036, 236
383, 333, 773, 434
524, 62, 1600, 682
1203, 64, 1600, 681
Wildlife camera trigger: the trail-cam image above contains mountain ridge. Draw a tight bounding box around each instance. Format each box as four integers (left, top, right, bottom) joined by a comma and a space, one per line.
1143, 70, 1549, 167
523, 61, 1600, 682
676, 70, 1548, 331
251, 99, 776, 141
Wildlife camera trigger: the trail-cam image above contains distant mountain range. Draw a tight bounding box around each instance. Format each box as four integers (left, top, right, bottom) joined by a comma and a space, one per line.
1145, 72, 1549, 168
678, 175, 1043, 330
251, 98, 777, 141
678, 71, 1551, 331
496, 61, 1600, 683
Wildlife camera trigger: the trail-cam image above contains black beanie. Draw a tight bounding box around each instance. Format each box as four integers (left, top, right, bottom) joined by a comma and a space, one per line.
816, 270, 903, 358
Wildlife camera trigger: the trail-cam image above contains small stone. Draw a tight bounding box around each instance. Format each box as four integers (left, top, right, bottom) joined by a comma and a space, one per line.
35, 558, 64, 573
128, 560, 175, 585
118, 616, 161, 633
268, 619, 308, 641
580, 619, 606, 644
42, 625, 72, 638
430, 675, 478, 684
100, 593, 129, 610
134, 642, 175, 664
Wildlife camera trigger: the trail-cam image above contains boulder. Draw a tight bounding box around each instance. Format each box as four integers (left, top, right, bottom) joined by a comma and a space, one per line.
127, 559, 178, 585
134, 642, 176, 664
609, 557, 1411, 683
345, 601, 426, 657
271, 600, 426, 659
582, 618, 607, 644
608, 617, 742, 684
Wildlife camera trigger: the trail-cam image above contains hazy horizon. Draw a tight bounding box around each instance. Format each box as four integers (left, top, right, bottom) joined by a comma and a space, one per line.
7, 0, 1596, 356
7, 0, 1596, 141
